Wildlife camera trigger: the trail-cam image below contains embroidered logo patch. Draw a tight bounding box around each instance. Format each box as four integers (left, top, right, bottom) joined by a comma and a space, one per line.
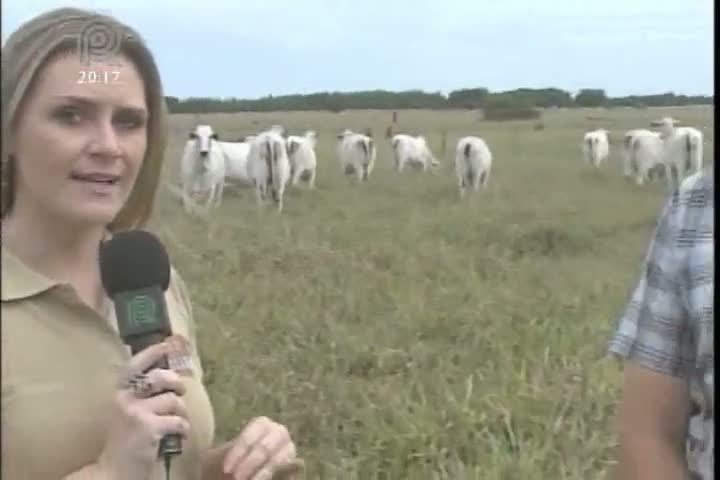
165, 334, 195, 377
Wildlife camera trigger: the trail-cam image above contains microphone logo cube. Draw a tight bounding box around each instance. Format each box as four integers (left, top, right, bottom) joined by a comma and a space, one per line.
127, 294, 156, 328
113, 286, 171, 339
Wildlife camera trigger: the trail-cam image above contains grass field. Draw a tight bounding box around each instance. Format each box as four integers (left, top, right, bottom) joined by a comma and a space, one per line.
149, 106, 713, 479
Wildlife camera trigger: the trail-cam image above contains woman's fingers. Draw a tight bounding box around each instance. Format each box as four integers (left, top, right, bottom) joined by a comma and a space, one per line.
128, 368, 187, 398
250, 443, 302, 480
223, 417, 271, 474
137, 391, 188, 418
223, 417, 297, 480
122, 341, 172, 379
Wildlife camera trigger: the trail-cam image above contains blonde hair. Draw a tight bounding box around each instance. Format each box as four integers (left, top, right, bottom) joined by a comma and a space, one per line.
1, 7, 168, 231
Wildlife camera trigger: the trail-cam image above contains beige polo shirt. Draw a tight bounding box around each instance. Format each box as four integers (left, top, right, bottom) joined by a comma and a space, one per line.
1, 245, 216, 480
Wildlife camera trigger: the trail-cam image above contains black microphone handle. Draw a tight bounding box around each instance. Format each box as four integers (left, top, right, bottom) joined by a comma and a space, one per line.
144, 353, 183, 460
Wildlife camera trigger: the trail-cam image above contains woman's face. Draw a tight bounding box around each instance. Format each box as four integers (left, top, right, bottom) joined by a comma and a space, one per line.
10, 50, 148, 228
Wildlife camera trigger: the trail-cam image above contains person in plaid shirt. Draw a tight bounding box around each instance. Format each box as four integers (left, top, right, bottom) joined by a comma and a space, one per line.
609, 167, 713, 479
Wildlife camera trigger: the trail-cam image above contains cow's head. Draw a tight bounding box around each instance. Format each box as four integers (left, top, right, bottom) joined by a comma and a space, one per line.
304, 130, 318, 148
337, 128, 353, 141
269, 124, 287, 138
416, 136, 440, 168
650, 116, 678, 127
286, 138, 300, 157
597, 128, 611, 144
650, 117, 678, 137
189, 124, 218, 158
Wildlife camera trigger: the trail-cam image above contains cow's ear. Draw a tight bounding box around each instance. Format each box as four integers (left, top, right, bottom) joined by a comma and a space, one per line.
189, 132, 197, 139
211, 133, 219, 140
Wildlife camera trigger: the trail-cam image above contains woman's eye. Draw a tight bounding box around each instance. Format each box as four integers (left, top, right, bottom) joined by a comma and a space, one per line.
51, 105, 146, 130
114, 112, 146, 130
53, 106, 82, 124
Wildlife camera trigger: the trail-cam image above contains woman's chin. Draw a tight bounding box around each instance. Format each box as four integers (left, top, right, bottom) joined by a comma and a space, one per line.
61, 204, 123, 229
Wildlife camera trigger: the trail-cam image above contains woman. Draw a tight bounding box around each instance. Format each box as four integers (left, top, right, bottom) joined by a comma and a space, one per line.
1, 7, 302, 480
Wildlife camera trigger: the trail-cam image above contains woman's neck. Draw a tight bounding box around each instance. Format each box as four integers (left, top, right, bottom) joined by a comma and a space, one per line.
2, 209, 108, 291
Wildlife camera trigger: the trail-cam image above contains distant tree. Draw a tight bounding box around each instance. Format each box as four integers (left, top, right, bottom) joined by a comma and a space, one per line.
162, 87, 711, 114
574, 89, 607, 107
483, 94, 541, 121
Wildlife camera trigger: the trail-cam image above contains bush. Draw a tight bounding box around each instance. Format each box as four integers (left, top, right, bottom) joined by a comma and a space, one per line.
483, 105, 542, 121
481, 94, 542, 121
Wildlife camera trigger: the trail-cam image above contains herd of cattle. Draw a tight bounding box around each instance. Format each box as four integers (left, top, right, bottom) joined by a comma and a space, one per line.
583, 116, 706, 187
179, 115, 707, 214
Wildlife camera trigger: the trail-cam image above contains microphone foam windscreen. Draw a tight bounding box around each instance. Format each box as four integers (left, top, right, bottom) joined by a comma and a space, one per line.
99, 229, 171, 295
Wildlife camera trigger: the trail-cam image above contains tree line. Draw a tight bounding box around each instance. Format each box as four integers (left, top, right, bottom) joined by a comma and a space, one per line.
164, 87, 713, 118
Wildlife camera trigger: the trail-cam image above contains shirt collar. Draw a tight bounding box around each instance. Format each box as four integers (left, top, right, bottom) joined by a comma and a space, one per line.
1, 245, 59, 301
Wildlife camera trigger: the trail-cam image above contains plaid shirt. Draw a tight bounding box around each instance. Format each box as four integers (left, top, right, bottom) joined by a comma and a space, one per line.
609, 168, 714, 479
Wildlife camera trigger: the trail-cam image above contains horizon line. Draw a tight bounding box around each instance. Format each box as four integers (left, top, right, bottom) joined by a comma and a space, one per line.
165, 87, 714, 101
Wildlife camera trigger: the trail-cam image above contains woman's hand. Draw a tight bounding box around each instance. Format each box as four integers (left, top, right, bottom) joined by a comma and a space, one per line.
221, 416, 303, 480
96, 341, 190, 480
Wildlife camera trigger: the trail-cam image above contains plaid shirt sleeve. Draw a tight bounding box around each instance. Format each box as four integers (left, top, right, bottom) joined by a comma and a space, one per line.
608, 188, 695, 378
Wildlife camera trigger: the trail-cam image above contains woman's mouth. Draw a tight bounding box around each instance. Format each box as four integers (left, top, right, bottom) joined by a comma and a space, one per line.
69, 172, 121, 185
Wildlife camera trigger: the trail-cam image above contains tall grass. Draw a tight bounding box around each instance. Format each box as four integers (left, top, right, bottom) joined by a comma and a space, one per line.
150, 106, 713, 479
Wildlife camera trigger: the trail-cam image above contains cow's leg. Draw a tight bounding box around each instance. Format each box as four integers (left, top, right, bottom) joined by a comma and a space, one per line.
458, 173, 466, 198
307, 168, 316, 189
668, 163, 681, 190
677, 158, 687, 183
183, 181, 200, 215
481, 169, 490, 188
291, 166, 302, 186
181, 182, 192, 214
472, 172, 481, 192
203, 186, 214, 215
191, 189, 203, 216
622, 153, 631, 178
276, 189, 284, 213
636, 165, 646, 185
215, 179, 224, 208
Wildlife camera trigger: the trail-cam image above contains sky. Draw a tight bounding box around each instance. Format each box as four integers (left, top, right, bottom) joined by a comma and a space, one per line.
2, 0, 714, 100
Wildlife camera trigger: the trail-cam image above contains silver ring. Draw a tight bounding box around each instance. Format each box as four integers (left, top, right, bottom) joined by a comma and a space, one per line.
125, 373, 153, 397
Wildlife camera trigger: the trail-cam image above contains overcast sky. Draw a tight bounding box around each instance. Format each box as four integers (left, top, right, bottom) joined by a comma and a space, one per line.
2, 0, 714, 99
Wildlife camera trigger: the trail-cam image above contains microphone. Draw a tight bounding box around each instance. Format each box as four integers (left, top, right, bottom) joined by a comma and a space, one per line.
99, 229, 182, 479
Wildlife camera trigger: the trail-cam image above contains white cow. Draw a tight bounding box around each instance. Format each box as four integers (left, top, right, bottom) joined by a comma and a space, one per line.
247, 129, 292, 212
650, 117, 704, 189
219, 140, 253, 187
336, 130, 376, 182
582, 129, 610, 168
624, 129, 665, 185
286, 130, 318, 189
455, 136, 492, 197
180, 124, 226, 214
391, 134, 440, 172
622, 129, 652, 177
269, 124, 286, 136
